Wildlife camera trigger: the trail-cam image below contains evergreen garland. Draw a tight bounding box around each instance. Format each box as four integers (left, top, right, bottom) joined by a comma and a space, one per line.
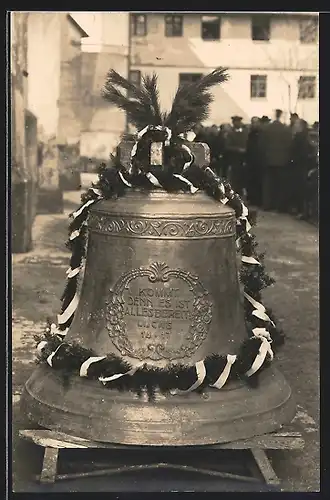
32, 66, 285, 400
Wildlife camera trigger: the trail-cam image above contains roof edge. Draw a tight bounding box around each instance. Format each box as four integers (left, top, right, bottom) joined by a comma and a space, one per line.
67, 14, 89, 38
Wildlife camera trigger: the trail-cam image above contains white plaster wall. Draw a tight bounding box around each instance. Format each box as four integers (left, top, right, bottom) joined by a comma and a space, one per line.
71, 12, 129, 54
80, 131, 121, 159
132, 65, 319, 125
131, 13, 318, 124
131, 13, 318, 71
27, 13, 62, 138
100, 12, 129, 51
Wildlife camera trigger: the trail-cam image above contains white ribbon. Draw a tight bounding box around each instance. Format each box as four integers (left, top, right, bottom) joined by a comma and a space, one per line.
252, 329, 274, 366
221, 197, 229, 205
118, 171, 132, 187
130, 142, 138, 159
146, 172, 162, 187
90, 187, 103, 197
50, 323, 58, 334
98, 365, 140, 384
172, 360, 206, 395
252, 309, 275, 324
173, 174, 198, 193
56, 327, 69, 338
44, 322, 66, 338
238, 202, 252, 233
241, 217, 251, 234
57, 293, 80, 325
140, 125, 171, 145
245, 337, 274, 377
69, 229, 81, 241
66, 267, 80, 278
181, 144, 194, 172
252, 327, 273, 346
178, 130, 196, 142
244, 292, 275, 326
245, 220, 252, 233
209, 354, 237, 389
80, 356, 107, 377
241, 202, 249, 218
205, 166, 216, 178
137, 125, 150, 140
71, 199, 97, 219
46, 343, 64, 367
135, 125, 171, 153
244, 292, 267, 317
164, 127, 172, 146
241, 256, 261, 265
36, 340, 48, 355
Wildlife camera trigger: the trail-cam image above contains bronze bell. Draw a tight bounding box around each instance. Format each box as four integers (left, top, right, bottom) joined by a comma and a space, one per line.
21, 140, 295, 446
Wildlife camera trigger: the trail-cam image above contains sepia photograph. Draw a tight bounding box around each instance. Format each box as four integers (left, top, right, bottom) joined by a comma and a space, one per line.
10, 10, 319, 493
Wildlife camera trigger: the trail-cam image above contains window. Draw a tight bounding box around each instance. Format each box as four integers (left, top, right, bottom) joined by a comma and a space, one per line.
165, 14, 183, 37
128, 70, 141, 98
298, 76, 316, 99
250, 75, 267, 98
251, 15, 270, 41
131, 14, 147, 36
179, 73, 203, 85
299, 18, 318, 43
201, 15, 220, 40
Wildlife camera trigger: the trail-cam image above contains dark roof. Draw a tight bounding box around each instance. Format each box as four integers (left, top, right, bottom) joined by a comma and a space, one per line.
67, 14, 89, 38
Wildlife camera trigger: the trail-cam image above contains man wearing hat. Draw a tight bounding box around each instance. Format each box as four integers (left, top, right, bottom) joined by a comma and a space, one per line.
225, 116, 249, 197
259, 109, 292, 212
260, 115, 271, 125
290, 113, 299, 134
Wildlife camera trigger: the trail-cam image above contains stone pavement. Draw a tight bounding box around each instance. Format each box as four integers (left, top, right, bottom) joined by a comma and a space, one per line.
11, 189, 319, 492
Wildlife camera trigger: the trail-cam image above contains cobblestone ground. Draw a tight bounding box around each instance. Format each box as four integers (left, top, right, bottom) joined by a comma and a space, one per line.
11, 189, 319, 492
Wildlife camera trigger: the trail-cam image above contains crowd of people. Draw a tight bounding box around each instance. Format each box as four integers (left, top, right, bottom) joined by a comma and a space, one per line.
194, 111, 319, 223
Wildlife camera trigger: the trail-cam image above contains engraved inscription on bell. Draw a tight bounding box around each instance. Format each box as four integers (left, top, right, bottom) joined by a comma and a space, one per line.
106, 262, 213, 361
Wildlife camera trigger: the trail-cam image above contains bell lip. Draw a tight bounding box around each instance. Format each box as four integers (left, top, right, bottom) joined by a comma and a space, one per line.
21, 365, 296, 447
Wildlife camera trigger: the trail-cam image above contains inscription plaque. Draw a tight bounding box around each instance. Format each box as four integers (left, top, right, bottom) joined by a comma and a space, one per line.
106, 262, 213, 361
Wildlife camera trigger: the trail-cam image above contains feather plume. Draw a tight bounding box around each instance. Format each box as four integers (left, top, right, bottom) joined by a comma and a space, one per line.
195, 67, 229, 92
101, 82, 148, 129
102, 69, 163, 130
101, 67, 229, 135
165, 67, 229, 134
103, 69, 146, 102
142, 73, 163, 126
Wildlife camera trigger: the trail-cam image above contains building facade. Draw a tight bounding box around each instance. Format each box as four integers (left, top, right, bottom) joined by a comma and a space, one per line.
130, 12, 319, 126
27, 12, 87, 204
11, 11, 36, 252
73, 12, 319, 160
74, 12, 129, 161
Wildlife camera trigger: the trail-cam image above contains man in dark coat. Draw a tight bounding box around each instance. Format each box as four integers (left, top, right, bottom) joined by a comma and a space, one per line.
259, 109, 292, 212
246, 117, 262, 206
194, 123, 206, 143
290, 119, 316, 218
260, 115, 271, 126
207, 125, 223, 176
225, 116, 249, 197
194, 124, 222, 175
219, 123, 232, 178
290, 112, 299, 134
